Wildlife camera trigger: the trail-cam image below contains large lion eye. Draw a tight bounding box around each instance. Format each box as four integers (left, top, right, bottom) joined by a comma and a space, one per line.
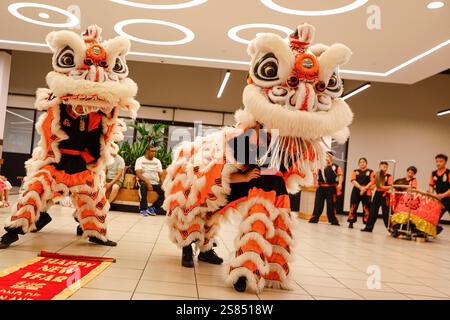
56, 46, 76, 68
254, 53, 279, 81
113, 57, 126, 74
327, 72, 342, 93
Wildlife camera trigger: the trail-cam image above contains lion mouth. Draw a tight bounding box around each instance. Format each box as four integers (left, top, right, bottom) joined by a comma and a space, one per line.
60, 94, 115, 114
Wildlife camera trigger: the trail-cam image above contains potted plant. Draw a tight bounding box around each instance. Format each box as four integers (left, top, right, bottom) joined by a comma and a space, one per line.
118, 121, 172, 189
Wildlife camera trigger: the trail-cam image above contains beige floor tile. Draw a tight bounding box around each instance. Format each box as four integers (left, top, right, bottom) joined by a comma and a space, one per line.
97, 266, 143, 280
197, 285, 259, 300
69, 288, 133, 300
300, 285, 363, 299
132, 293, 197, 300
258, 291, 314, 300
295, 275, 346, 288
353, 289, 410, 300
135, 280, 198, 298
141, 269, 196, 284
85, 275, 139, 291
387, 283, 448, 298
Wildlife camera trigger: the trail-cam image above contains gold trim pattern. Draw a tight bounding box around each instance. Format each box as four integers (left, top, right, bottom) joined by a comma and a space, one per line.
391, 212, 437, 238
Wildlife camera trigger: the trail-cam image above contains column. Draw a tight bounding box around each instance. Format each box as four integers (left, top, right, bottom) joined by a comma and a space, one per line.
0, 50, 12, 159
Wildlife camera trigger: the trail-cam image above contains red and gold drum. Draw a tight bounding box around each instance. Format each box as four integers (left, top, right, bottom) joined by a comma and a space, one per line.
391, 190, 443, 238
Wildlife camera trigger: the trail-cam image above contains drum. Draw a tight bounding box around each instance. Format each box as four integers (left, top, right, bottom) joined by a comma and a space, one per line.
391, 189, 443, 238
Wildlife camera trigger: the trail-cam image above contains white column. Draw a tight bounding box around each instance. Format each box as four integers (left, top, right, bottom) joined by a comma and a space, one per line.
0, 50, 12, 158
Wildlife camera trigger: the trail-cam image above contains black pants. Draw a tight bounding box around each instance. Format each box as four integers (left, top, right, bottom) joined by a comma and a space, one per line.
348, 187, 371, 223
440, 197, 450, 220
311, 186, 339, 224
365, 191, 390, 230
140, 183, 165, 212
228, 175, 288, 203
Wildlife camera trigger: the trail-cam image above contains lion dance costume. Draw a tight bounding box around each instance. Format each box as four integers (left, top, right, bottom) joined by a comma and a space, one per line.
0, 25, 139, 249
163, 23, 353, 293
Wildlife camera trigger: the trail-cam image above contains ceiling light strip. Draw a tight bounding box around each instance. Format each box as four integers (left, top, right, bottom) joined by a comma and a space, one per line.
437, 109, 450, 117
109, 0, 208, 10
260, 0, 369, 16
8, 2, 79, 28
342, 83, 371, 100
217, 71, 231, 98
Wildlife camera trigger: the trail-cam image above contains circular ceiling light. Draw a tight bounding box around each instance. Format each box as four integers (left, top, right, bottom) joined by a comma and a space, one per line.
109, 0, 208, 10
427, 1, 445, 9
114, 19, 195, 46
260, 0, 369, 16
228, 23, 294, 45
8, 2, 79, 28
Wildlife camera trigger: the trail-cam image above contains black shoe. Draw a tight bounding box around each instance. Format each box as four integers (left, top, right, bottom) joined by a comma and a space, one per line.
88, 237, 117, 246
437, 225, 443, 235
0, 232, 19, 249
309, 219, 318, 224
76, 225, 83, 236
348, 223, 354, 229
361, 227, 373, 232
156, 208, 167, 216
182, 244, 194, 268
331, 221, 340, 226
31, 212, 52, 233
233, 276, 247, 292
198, 249, 223, 265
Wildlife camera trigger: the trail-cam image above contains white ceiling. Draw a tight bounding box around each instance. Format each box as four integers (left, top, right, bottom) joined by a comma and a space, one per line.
0, 0, 449, 84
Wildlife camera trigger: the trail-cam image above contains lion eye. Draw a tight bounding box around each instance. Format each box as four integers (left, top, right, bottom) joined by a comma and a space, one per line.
56, 46, 76, 68
112, 57, 126, 74
254, 53, 279, 81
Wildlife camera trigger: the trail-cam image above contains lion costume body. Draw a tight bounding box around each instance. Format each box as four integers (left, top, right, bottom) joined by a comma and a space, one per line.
163, 23, 353, 292
0, 25, 139, 248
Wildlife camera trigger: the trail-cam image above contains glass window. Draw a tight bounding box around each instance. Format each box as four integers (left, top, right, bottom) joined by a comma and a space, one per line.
32, 111, 45, 149
4, 108, 35, 154
120, 118, 135, 145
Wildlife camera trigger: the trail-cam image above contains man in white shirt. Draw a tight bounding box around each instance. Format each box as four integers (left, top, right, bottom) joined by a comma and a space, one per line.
105, 154, 125, 203
135, 146, 165, 216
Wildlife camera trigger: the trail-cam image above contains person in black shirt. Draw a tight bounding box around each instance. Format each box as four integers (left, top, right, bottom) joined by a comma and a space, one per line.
309, 152, 342, 225
362, 161, 393, 232
348, 157, 373, 228
429, 154, 450, 234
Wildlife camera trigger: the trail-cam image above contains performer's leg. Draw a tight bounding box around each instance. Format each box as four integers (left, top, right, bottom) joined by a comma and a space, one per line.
348, 188, 361, 226
227, 190, 275, 293
381, 195, 390, 229
197, 211, 223, 265
325, 187, 339, 225
72, 188, 116, 246
1, 169, 54, 248
265, 177, 293, 290
309, 187, 325, 223
362, 193, 371, 224
362, 193, 380, 232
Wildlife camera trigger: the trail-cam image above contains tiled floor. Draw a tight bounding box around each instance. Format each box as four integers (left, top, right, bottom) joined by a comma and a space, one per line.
1, 195, 450, 300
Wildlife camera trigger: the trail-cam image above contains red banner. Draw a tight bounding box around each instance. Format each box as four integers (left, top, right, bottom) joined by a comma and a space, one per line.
0, 255, 112, 300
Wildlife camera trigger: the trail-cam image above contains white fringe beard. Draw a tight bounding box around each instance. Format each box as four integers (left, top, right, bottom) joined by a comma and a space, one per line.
257, 135, 328, 172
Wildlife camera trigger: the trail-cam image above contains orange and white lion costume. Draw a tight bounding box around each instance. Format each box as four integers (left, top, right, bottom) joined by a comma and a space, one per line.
163, 23, 353, 292
0, 25, 139, 249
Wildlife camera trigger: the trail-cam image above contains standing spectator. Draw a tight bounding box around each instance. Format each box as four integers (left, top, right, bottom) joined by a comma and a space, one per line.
105, 153, 125, 203
347, 157, 373, 228
135, 146, 166, 216
429, 154, 450, 235
0, 176, 12, 208
309, 152, 342, 226
361, 161, 393, 232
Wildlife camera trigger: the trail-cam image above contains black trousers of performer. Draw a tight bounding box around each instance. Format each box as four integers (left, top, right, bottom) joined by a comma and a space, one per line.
228, 175, 288, 203
348, 187, 371, 223
310, 186, 339, 224
140, 183, 165, 214
440, 198, 450, 220
365, 191, 390, 230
